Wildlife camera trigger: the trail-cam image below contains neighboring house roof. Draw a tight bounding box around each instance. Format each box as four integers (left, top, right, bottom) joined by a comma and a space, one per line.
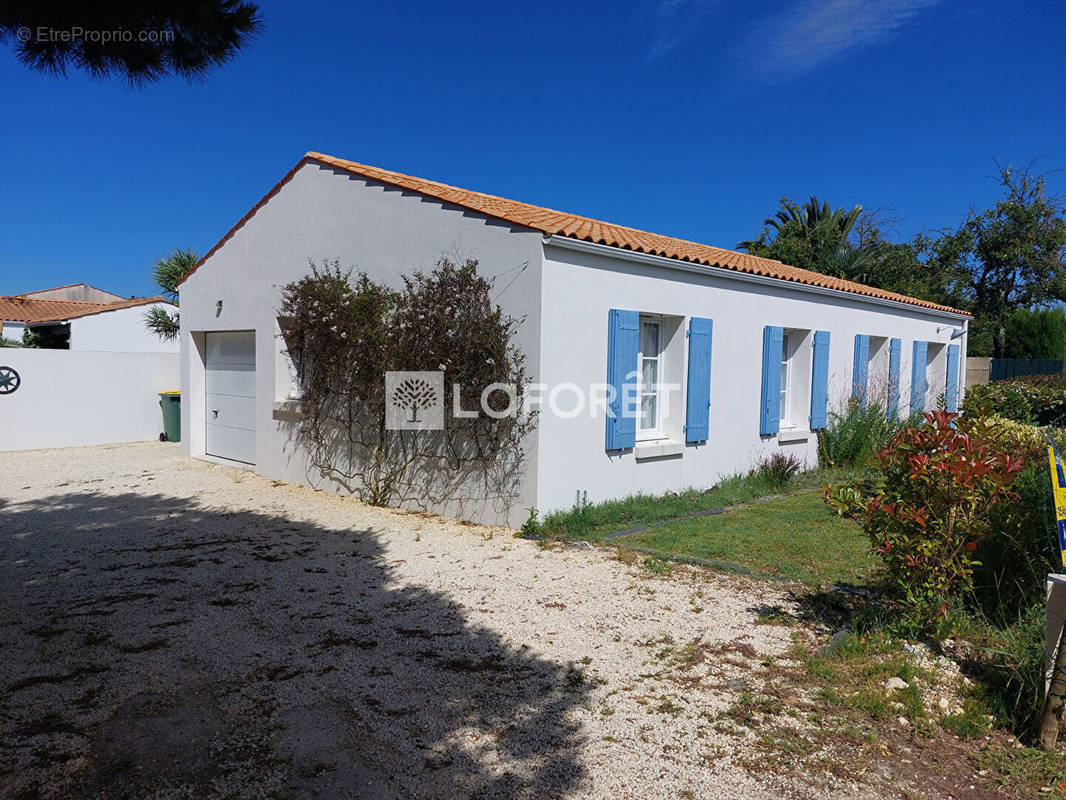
0, 296, 169, 324
181, 151, 968, 316
19, 283, 126, 302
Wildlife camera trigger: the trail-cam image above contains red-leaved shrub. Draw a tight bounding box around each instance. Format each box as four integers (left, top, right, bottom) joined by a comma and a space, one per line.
826, 411, 1026, 625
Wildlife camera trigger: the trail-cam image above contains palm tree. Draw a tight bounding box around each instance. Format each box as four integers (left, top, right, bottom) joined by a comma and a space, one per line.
144, 248, 198, 341
763, 196, 863, 240
738, 196, 865, 269
823, 244, 879, 283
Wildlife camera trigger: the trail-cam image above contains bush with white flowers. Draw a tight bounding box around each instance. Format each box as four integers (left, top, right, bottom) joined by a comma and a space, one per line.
279, 257, 534, 508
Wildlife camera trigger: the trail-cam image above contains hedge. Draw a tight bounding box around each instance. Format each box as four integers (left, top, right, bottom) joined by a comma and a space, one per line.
962, 374, 1066, 426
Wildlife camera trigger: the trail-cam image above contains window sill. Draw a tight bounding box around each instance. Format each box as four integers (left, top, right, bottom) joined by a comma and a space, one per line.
635, 440, 685, 460
778, 428, 810, 444
272, 400, 304, 420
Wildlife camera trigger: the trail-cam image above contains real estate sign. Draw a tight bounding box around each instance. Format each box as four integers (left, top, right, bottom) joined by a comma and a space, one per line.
1048, 443, 1066, 568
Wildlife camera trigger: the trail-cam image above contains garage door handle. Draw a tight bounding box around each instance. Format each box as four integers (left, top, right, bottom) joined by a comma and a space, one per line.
212, 409, 219, 418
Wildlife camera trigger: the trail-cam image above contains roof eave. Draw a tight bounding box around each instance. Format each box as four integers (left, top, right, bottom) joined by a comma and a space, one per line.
180, 151, 969, 318
543, 235, 971, 320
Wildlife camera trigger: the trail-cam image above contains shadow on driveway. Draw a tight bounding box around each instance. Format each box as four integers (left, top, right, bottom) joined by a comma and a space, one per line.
0, 491, 588, 799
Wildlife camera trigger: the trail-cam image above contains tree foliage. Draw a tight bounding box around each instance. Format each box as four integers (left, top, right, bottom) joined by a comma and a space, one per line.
0, 0, 263, 84
1002, 307, 1066, 360
738, 195, 865, 274
940, 165, 1066, 357
21, 325, 68, 349
144, 248, 198, 341
737, 165, 1066, 357
278, 258, 535, 511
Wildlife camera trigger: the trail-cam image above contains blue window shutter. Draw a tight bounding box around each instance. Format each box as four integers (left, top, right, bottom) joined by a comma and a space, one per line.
605, 309, 638, 450
888, 338, 901, 418
685, 317, 713, 443
809, 331, 830, 430
760, 326, 783, 435
946, 343, 961, 412
911, 341, 928, 414
852, 334, 870, 402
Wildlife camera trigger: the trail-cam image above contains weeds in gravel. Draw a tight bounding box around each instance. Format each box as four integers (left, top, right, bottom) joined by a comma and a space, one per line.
976, 743, 1066, 792
940, 696, 993, 738
732, 622, 1066, 797
641, 556, 673, 576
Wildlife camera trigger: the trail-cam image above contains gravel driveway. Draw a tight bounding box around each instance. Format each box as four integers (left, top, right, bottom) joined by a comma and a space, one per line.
0, 443, 873, 800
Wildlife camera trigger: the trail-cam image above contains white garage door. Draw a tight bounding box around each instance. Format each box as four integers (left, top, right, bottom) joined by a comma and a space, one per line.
205, 331, 256, 465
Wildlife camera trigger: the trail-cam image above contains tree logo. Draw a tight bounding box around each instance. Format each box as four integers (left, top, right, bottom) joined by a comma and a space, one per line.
392, 377, 437, 422
385, 371, 444, 430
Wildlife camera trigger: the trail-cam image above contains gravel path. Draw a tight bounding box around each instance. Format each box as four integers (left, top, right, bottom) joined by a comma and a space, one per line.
0, 443, 877, 800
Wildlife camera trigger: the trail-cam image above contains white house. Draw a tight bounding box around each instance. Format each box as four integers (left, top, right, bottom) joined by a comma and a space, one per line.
176, 152, 969, 526
0, 290, 178, 353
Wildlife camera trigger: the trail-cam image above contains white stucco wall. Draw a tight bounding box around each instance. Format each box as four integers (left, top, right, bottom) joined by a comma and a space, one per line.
2, 321, 26, 342
178, 161, 544, 525
533, 240, 968, 516
69, 303, 179, 353
0, 349, 179, 451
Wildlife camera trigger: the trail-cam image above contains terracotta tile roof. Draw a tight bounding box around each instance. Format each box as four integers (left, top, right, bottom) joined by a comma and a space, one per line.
0, 296, 169, 324
183, 152, 968, 316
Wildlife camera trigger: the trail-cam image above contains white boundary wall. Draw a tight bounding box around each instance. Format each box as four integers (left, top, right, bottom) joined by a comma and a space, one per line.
0, 349, 179, 451
70, 303, 180, 353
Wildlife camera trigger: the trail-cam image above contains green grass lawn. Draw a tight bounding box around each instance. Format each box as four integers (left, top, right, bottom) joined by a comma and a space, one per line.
538, 467, 856, 542
616, 489, 878, 586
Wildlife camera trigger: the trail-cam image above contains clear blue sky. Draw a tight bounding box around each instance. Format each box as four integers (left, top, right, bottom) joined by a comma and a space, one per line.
1, 0, 1063, 297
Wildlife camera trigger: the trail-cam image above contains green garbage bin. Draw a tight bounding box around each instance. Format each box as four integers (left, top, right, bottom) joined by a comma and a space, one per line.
160, 391, 181, 442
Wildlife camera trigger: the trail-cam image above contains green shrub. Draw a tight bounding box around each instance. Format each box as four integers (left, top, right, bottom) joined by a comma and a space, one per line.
957, 413, 1049, 455
1004, 307, 1066, 360
825, 411, 1025, 628
518, 507, 541, 538
955, 414, 1060, 613
754, 452, 802, 487
962, 375, 1066, 426
817, 398, 914, 468
978, 460, 1059, 614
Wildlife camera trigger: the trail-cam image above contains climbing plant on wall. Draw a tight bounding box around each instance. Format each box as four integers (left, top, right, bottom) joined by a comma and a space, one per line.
278, 257, 534, 510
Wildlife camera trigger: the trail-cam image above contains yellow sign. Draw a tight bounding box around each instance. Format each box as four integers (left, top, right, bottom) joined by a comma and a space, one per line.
1048, 444, 1066, 568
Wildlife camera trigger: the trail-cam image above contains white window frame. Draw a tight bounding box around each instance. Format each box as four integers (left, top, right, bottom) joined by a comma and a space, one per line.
780, 332, 792, 427
636, 315, 666, 442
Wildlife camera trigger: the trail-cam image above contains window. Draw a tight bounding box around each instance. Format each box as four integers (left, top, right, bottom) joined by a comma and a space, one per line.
854, 335, 890, 405
779, 332, 791, 425
762, 327, 814, 435
925, 342, 947, 409
637, 317, 664, 440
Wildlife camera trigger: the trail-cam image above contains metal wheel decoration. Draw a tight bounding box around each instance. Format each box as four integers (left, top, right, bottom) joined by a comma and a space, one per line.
0, 366, 20, 395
